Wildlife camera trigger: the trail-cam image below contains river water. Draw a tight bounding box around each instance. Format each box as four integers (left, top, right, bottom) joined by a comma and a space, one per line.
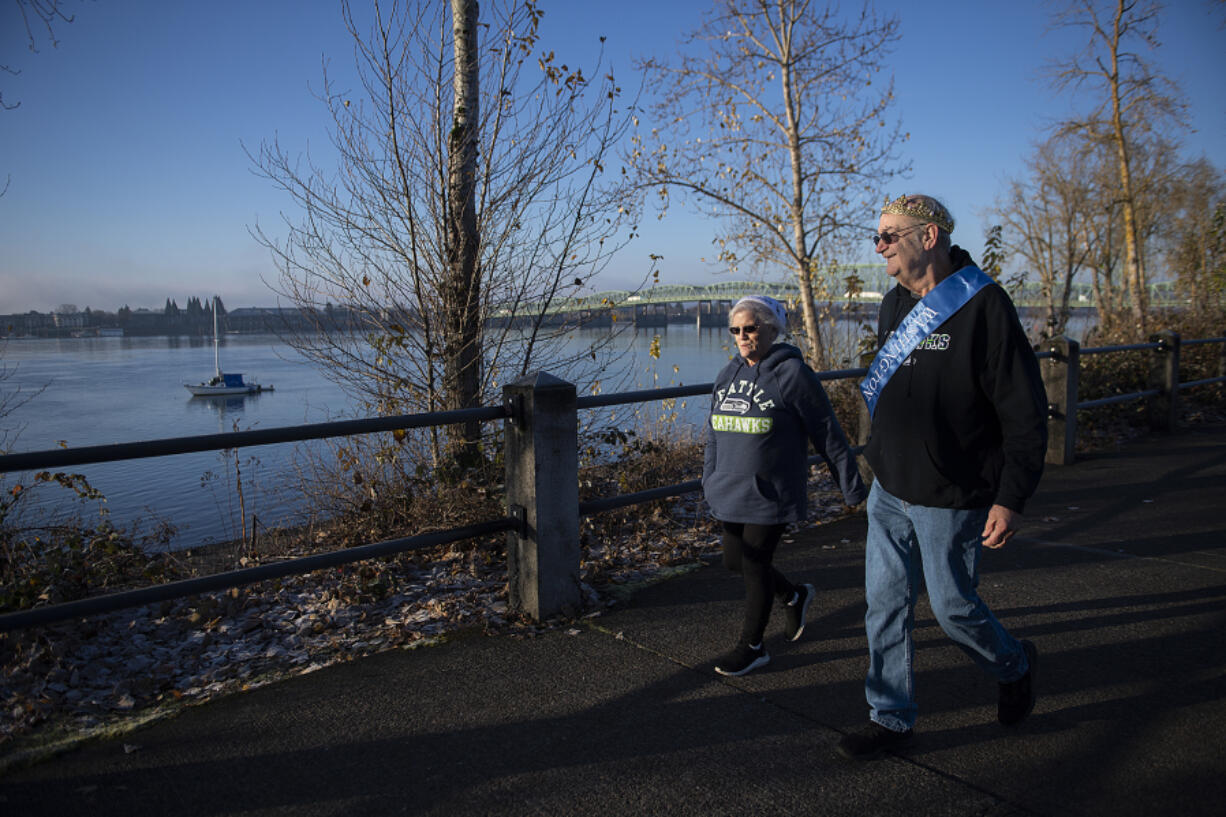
0, 324, 774, 550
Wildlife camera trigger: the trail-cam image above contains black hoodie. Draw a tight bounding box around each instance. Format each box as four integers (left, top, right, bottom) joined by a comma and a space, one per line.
864, 268, 1047, 512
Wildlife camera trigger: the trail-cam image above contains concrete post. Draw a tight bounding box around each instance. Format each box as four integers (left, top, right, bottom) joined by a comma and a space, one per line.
503, 372, 581, 621
1147, 330, 1180, 432
1041, 336, 1080, 465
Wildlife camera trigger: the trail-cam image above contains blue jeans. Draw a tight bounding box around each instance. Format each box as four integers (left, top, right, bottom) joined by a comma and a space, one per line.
864, 481, 1029, 732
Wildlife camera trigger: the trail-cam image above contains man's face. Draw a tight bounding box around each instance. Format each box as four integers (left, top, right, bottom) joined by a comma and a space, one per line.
875, 214, 928, 286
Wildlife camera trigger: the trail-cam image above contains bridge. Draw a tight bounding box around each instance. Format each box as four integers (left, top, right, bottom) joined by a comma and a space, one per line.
498, 267, 1186, 324
539, 265, 895, 317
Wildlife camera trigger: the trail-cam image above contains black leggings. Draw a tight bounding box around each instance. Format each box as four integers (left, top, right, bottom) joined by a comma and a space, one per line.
721, 521, 797, 645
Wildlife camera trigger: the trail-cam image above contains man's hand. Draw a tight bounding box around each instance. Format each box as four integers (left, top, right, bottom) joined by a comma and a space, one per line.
981, 504, 1021, 549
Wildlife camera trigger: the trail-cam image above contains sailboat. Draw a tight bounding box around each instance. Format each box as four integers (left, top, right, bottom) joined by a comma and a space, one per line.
184, 297, 272, 397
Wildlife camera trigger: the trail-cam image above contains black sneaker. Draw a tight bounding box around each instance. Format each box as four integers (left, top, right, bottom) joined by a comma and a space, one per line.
714, 643, 770, 677
998, 639, 1038, 726
783, 583, 816, 642
836, 722, 913, 760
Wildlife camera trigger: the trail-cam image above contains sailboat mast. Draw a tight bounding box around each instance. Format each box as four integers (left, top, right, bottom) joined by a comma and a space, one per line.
213, 296, 221, 379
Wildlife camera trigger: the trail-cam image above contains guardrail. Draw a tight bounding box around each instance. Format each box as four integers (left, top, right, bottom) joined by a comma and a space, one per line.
1, 332, 1222, 632
1038, 331, 1226, 465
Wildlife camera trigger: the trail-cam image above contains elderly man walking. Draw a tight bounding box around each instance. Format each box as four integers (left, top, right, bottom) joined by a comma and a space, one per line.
839, 194, 1048, 760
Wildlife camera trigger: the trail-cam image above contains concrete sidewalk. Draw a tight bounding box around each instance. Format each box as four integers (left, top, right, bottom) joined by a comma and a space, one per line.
2, 424, 1224, 816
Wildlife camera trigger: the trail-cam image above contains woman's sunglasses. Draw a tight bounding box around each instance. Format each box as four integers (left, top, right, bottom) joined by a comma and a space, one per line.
728, 325, 759, 336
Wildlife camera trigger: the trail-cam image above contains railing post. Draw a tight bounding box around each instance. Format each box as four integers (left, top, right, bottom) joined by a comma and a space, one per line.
502, 372, 581, 621
1147, 330, 1180, 432
1041, 336, 1079, 465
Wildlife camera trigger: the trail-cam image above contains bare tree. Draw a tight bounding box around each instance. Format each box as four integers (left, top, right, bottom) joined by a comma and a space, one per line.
630, 0, 908, 367
445, 0, 482, 463
1046, 0, 1188, 332
0, 340, 44, 454
3, 0, 85, 111
992, 135, 1095, 341
995, 127, 1182, 338
1165, 157, 1226, 319
3, 0, 88, 195
1080, 153, 1125, 321
250, 0, 641, 469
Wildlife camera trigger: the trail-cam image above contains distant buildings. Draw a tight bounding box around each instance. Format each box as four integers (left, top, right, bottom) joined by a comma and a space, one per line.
3, 311, 57, 336
2, 306, 219, 338
0, 305, 345, 338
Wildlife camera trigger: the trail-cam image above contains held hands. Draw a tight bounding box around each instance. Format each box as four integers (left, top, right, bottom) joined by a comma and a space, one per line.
981, 504, 1021, 549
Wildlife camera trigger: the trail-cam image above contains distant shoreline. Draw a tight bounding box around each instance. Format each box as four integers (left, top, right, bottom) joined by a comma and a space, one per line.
3, 303, 1102, 341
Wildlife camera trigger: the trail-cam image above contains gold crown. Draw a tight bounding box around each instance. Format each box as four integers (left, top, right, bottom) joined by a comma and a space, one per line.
880, 194, 954, 233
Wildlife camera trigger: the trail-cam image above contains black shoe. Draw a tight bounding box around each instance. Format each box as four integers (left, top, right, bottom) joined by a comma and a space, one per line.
783, 583, 815, 642
836, 722, 913, 760
998, 639, 1038, 726
714, 643, 770, 677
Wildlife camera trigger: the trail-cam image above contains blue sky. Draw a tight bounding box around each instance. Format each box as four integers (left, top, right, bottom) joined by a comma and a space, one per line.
1, 0, 1222, 314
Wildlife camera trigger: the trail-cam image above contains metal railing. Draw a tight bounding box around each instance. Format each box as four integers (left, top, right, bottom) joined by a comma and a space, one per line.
2, 332, 1223, 631
0, 406, 512, 632
1038, 332, 1226, 465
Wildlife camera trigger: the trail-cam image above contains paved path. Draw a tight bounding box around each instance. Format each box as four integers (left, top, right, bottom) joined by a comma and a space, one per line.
2, 424, 1224, 816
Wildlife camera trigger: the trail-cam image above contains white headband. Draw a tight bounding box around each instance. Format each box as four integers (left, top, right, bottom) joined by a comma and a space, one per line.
733, 295, 787, 332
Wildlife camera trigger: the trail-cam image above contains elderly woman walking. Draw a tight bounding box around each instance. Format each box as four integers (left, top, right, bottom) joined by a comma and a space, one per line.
702, 295, 867, 676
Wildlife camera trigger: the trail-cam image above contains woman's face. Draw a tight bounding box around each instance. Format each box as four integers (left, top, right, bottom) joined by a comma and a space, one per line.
730, 310, 776, 365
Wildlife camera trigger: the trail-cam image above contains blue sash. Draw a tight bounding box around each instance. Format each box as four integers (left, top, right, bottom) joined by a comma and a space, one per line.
860, 265, 995, 417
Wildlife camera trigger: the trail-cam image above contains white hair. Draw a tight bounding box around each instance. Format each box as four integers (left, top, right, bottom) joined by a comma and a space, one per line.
729, 295, 787, 335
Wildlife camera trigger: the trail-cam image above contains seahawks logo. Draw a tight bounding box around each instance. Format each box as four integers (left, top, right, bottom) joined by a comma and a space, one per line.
718, 396, 751, 414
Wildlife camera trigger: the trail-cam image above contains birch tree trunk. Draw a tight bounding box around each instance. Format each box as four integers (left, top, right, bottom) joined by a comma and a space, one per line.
1106, 0, 1147, 331
781, 22, 820, 360
446, 0, 483, 465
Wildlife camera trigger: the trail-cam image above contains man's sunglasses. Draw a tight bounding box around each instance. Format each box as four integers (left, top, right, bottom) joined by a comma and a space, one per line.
728, 325, 759, 336
872, 224, 927, 246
